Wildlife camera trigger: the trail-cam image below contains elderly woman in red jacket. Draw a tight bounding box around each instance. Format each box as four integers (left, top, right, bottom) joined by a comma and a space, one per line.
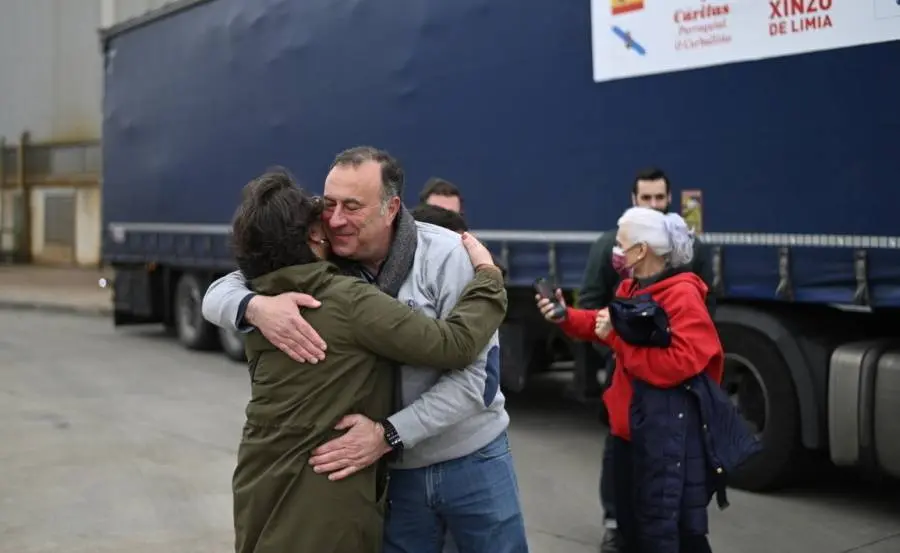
537, 207, 725, 553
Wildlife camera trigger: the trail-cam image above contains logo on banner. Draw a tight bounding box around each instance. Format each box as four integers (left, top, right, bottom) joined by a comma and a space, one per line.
592, 0, 900, 83
612, 26, 647, 55
611, 0, 644, 16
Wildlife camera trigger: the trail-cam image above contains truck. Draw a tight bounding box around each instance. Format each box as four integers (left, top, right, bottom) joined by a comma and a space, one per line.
99, 0, 900, 492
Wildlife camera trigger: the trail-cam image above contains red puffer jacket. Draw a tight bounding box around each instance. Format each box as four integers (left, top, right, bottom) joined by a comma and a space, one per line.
560, 272, 723, 440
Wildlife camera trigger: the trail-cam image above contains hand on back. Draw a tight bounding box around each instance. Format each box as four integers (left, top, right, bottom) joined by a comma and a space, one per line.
246, 293, 327, 363
461, 232, 497, 270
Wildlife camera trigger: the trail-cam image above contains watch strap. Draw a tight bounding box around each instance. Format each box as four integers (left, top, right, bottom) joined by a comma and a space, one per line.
380, 419, 404, 451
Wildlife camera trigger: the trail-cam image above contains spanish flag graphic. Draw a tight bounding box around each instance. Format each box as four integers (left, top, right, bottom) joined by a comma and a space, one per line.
611, 0, 644, 15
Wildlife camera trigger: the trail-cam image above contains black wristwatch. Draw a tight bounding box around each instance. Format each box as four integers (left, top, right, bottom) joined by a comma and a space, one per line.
380, 419, 404, 451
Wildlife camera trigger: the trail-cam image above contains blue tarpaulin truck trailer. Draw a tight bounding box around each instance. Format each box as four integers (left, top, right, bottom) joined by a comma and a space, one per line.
100, 0, 900, 491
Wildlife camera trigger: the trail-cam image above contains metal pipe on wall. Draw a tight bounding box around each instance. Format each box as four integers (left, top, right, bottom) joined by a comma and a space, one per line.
17, 131, 31, 263
0, 136, 5, 261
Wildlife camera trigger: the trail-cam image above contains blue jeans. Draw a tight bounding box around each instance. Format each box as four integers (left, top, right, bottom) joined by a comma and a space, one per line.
383, 431, 529, 553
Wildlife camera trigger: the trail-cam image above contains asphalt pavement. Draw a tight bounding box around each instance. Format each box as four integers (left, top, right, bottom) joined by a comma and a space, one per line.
1, 311, 899, 553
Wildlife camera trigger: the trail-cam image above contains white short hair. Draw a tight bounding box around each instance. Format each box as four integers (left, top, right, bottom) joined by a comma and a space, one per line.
617, 207, 695, 268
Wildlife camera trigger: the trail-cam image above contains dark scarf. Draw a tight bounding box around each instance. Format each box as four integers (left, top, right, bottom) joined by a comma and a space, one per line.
633, 265, 686, 290
374, 206, 418, 298
378, 207, 418, 423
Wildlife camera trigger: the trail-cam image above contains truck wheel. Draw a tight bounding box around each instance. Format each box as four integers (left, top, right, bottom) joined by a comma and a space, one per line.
174, 273, 219, 351
499, 323, 530, 393
718, 324, 802, 492
219, 326, 247, 362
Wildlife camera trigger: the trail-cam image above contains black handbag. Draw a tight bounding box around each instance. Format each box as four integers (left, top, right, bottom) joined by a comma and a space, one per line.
607, 293, 672, 348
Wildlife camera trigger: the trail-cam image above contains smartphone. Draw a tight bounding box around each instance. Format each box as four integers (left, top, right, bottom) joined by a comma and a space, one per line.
533, 278, 567, 319
533, 277, 556, 300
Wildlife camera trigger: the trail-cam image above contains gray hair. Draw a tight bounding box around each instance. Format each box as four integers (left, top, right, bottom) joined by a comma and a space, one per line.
331, 146, 405, 211
617, 207, 695, 267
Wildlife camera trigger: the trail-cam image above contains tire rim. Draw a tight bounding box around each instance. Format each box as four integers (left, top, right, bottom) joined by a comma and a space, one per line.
722, 352, 769, 437
220, 327, 244, 354
177, 284, 201, 340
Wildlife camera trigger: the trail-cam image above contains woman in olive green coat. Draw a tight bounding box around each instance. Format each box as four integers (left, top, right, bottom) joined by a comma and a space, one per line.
228, 170, 507, 553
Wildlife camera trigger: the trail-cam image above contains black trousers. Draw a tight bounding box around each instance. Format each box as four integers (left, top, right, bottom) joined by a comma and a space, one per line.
599, 353, 617, 523
610, 437, 713, 553
600, 436, 616, 521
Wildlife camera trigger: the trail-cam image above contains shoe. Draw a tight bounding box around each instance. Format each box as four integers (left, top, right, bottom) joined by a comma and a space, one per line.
599, 528, 625, 553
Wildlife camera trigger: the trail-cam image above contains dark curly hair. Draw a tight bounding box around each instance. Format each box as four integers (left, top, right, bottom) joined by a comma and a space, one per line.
230, 168, 324, 280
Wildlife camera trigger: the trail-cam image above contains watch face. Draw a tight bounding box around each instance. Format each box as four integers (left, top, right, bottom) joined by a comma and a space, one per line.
385, 428, 402, 449
381, 421, 401, 448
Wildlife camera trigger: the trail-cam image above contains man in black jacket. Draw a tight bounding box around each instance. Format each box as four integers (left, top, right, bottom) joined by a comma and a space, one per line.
579, 167, 715, 553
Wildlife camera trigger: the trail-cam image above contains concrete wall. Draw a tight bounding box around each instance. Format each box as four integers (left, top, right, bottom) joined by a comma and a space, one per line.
0, 0, 103, 142
0, 0, 182, 141
0, 0, 179, 267
26, 186, 102, 266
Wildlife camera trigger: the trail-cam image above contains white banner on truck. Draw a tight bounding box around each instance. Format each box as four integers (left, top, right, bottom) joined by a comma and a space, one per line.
592, 0, 900, 82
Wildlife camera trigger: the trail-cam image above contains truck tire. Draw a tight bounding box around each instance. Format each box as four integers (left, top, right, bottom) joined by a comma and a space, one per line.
219, 326, 247, 362
499, 322, 543, 394
718, 323, 802, 492
174, 273, 219, 351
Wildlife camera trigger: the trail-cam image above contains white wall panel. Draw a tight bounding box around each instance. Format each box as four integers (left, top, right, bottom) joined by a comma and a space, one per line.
109, 0, 180, 26
0, 0, 182, 142
0, 0, 104, 141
